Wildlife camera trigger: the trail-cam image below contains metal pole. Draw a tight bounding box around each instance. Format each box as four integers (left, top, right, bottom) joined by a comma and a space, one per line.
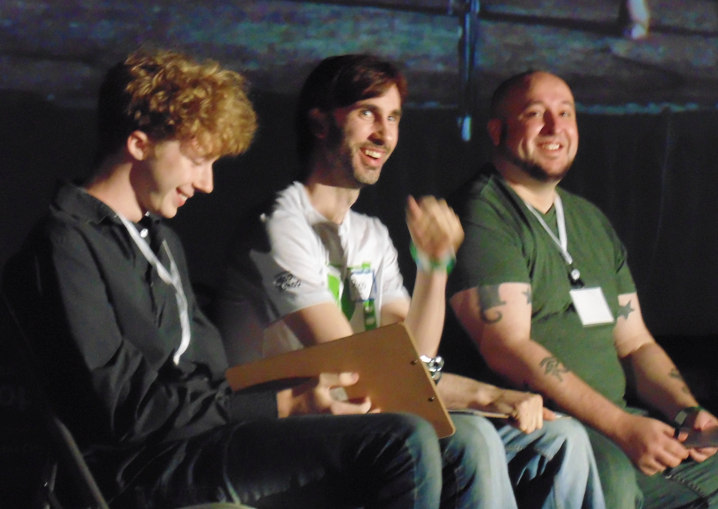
458, 0, 479, 142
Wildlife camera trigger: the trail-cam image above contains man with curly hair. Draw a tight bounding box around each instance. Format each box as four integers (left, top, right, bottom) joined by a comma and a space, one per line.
3, 49, 450, 508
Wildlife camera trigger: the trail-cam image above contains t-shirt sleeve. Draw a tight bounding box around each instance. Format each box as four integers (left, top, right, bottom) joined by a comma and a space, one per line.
253, 212, 337, 318
449, 192, 531, 295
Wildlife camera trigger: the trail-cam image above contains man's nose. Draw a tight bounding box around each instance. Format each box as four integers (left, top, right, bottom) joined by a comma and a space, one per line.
194, 164, 214, 194
370, 117, 394, 145
542, 111, 557, 134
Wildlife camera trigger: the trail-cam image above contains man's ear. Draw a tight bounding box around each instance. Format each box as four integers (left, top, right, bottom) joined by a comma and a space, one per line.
487, 119, 503, 147
126, 131, 151, 161
308, 108, 329, 139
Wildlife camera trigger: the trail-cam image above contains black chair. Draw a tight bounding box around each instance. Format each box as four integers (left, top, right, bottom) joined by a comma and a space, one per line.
0, 294, 251, 509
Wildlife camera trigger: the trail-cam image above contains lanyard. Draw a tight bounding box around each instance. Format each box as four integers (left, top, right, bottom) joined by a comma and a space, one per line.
118, 214, 191, 365
523, 195, 582, 285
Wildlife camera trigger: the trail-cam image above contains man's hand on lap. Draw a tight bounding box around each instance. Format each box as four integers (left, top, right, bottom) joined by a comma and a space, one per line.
612, 413, 688, 475
277, 372, 372, 417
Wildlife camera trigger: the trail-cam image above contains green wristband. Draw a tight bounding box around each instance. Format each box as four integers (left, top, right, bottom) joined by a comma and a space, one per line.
410, 242, 456, 274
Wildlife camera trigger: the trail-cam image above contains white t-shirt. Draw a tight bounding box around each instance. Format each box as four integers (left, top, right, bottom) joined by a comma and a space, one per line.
249, 182, 410, 356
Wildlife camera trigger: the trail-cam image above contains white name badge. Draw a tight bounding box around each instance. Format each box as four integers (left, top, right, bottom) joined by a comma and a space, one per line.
349, 268, 376, 302
569, 287, 614, 327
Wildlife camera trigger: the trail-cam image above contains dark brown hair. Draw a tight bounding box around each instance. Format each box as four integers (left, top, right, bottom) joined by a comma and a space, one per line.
294, 54, 407, 180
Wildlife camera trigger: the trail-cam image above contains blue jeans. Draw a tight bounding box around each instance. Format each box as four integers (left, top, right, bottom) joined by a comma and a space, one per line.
442, 413, 518, 509
586, 415, 718, 509
499, 418, 606, 509
114, 413, 443, 509
444, 414, 605, 509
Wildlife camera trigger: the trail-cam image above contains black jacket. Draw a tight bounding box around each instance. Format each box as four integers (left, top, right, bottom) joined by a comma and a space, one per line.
3, 182, 276, 493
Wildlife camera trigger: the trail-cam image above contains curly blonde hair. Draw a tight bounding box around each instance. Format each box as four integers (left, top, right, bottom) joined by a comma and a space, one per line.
95, 49, 257, 163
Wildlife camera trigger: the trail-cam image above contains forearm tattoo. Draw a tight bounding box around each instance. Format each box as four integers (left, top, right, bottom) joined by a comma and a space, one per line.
477, 285, 505, 323
669, 368, 691, 394
523, 286, 532, 305
617, 300, 635, 320
540, 356, 570, 382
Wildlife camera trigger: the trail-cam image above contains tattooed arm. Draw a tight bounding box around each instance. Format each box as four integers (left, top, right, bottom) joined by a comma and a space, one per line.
614, 292, 698, 418
450, 283, 624, 421
614, 292, 718, 462
451, 283, 690, 475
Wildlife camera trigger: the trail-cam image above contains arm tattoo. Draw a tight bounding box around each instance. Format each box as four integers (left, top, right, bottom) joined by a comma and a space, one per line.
523, 286, 532, 305
669, 368, 684, 382
669, 368, 691, 394
477, 285, 505, 324
540, 356, 570, 382
616, 300, 635, 320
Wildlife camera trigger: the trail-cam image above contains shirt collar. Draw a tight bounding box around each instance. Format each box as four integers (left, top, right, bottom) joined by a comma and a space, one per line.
295, 181, 352, 234
52, 181, 161, 227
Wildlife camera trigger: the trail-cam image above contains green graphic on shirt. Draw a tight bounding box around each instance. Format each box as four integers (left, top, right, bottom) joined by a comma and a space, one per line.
326, 262, 377, 330
327, 267, 342, 310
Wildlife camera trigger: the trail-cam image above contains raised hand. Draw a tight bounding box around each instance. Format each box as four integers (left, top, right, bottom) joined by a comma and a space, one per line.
406, 196, 464, 261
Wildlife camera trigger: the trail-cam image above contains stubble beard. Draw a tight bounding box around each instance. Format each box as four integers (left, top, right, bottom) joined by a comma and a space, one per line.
326, 122, 381, 188
497, 140, 572, 183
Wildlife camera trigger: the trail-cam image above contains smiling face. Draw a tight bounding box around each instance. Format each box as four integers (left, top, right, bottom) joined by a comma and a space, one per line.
323, 84, 402, 188
134, 138, 217, 219
490, 72, 578, 183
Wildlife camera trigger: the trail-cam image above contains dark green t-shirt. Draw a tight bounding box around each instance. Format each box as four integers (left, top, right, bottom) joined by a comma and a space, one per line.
449, 166, 636, 407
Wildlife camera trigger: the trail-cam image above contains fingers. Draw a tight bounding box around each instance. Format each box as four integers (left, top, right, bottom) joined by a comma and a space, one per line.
622, 416, 688, 474
657, 446, 689, 469
638, 438, 686, 475
316, 372, 373, 415
657, 427, 690, 467
330, 397, 373, 415
683, 411, 718, 461
694, 411, 718, 431
406, 195, 421, 219
504, 392, 543, 434
542, 408, 557, 421
638, 460, 667, 476
689, 447, 717, 463
406, 196, 464, 259
318, 372, 359, 388
648, 427, 688, 471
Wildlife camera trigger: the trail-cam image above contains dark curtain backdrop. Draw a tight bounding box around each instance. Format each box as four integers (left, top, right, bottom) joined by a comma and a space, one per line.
1, 92, 717, 336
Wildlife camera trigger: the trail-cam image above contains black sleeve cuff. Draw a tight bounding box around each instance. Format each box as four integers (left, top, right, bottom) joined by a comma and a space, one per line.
228, 387, 279, 422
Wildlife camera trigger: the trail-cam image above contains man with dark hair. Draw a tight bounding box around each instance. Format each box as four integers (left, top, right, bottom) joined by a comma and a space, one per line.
293, 53, 408, 178
218, 54, 606, 509
449, 70, 718, 508
2, 48, 453, 509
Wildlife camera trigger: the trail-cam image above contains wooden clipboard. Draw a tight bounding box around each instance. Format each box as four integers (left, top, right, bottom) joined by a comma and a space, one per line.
225, 323, 455, 438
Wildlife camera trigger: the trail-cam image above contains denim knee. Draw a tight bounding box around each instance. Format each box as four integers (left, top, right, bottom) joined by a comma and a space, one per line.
446, 413, 507, 464
441, 414, 518, 509
387, 412, 443, 466
539, 418, 593, 459
384, 413, 444, 506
